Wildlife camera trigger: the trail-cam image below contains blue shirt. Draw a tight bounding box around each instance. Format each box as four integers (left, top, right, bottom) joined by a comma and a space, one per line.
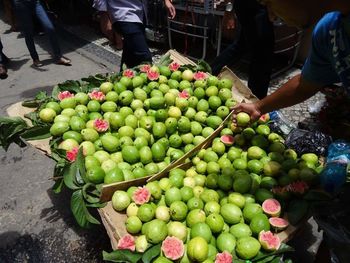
106, 0, 145, 24
302, 12, 350, 96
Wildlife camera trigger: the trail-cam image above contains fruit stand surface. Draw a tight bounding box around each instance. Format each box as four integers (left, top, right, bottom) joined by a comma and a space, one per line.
0, 16, 325, 262
5, 50, 300, 256
99, 201, 298, 250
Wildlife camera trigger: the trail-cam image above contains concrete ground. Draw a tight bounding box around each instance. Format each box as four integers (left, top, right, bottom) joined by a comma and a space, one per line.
0, 12, 323, 263
0, 17, 115, 263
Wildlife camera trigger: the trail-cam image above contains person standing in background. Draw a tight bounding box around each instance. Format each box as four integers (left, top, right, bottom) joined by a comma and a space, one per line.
13, 0, 71, 67
93, 0, 123, 50
211, 0, 275, 99
107, 0, 176, 69
0, 38, 9, 79
3, 0, 17, 32
233, 0, 350, 140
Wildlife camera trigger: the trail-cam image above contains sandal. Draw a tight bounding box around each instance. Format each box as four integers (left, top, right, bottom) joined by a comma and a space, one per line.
0, 64, 8, 79
56, 56, 71, 66
33, 59, 43, 67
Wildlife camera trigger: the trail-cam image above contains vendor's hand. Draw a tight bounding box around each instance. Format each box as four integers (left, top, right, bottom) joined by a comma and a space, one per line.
231, 103, 262, 124
165, 0, 176, 19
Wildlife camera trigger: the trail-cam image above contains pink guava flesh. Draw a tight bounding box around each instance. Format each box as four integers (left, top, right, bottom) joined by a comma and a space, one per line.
269, 217, 289, 231
117, 234, 136, 251
262, 198, 281, 217
258, 230, 281, 251
220, 135, 235, 146
132, 187, 151, 205
215, 251, 233, 263
161, 236, 185, 260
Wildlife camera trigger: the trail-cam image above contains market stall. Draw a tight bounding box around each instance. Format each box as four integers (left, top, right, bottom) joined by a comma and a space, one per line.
1, 50, 333, 262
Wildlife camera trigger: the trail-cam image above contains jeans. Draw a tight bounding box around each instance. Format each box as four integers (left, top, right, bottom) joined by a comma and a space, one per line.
14, 0, 61, 60
0, 38, 9, 65
0, 38, 4, 64
211, 0, 274, 99
113, 21, 152, 68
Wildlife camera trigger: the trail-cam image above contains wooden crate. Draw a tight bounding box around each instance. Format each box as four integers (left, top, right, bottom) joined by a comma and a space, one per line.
99, 199, 299, 250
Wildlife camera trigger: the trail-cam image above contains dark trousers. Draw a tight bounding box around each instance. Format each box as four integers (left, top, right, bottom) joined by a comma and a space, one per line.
0, 38, 9, 65
14, 0, 61, 60
0, 38, 4, 64
211, 1, 274, 99
113, 21, 152, 69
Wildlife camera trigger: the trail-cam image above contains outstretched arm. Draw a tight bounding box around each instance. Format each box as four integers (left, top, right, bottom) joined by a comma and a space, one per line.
233, 74, 322, 121
165, 0, 176, 19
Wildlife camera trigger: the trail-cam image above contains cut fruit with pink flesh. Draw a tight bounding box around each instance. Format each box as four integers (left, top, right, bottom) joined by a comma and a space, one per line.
262, 198, 281, 217
258, 230, 281, 251
220, 135, 235, 146
161, 236, 185, 260
269, 217, 289, 231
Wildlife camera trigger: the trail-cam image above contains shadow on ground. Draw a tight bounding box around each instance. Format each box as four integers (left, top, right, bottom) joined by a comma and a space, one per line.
21, 85, 55, 99
0, 186, 111, 263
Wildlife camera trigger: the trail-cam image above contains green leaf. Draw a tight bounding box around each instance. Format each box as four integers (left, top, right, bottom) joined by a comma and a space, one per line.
142, 244, 161, 263
270, 257, 283, 263
63, 162, 81, 190
84, 207, 101, 225
76, 168, 86, 185
76, 147, 88, 183
102, 250, 142, 263
50, 137, 63, 148
157, 53, 172, 67
82, 183, 101, 204
20, 125, 51, 140
71, 190, 90, 228
21, 91, 49, 108
71, 190, 100, 228
252, 243, 294, 262
21, 100, 40, 108
50, 151, 64, 163
35, 91, 48, 100
196, 60, 212, 73
52, 178, 64, 194
80, 74, 108, 93
0, 116, 28, 135
52, 80, 81, 99
255, 255, 276, 263
51, 85, 60, 99
24, 112, 38, 123
0, 116, 29, 150
232, 260, 246, 263
86, 202, 107, 208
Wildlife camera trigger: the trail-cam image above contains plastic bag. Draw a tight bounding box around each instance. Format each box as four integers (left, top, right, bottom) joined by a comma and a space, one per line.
269, 110, 296, 137
320, 140, 350, 194
308, 96, 326, 115
285, 129, 332, 156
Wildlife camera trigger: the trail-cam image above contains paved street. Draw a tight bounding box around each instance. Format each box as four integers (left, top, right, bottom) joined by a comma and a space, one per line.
0, 17, 115, 262
0, 11, 323, 263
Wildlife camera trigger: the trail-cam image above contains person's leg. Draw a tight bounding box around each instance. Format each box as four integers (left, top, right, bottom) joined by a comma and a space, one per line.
15, 0, 39, 61
114, 32, 123, 50
0, 38, 8, 79
99, 12, 114, 43
247, 7, 275, 99
0, 38, 4, 64
113, 22, 152, 68
210, 34, 245, 76
34, 0, 62, 60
